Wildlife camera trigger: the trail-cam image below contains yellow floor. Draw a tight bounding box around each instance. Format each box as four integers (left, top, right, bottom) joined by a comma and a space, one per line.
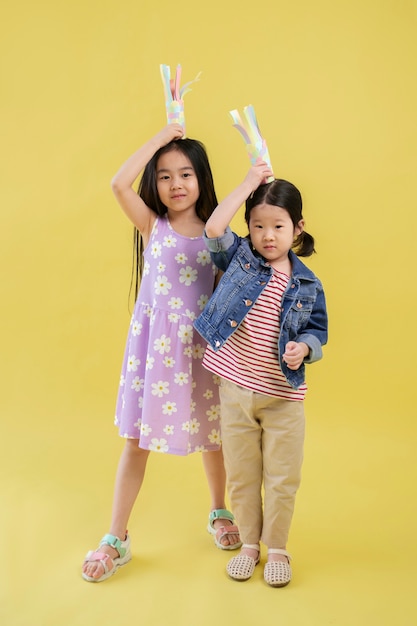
2, 398, 415, 626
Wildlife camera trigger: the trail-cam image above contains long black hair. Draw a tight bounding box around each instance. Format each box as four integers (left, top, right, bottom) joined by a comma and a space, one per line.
129, 138, 218, 307
245, 178, 316, 257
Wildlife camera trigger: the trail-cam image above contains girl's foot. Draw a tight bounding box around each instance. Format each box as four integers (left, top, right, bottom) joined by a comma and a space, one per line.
264, 548, 292, 587
227, 544, 260, 581
82, 533, 131, 582
207, 509, 242, 549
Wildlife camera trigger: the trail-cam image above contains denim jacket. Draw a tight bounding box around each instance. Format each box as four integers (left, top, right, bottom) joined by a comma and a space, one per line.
194, 227, 328, 390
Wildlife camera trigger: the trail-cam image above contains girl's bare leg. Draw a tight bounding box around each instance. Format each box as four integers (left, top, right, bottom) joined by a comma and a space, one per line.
82, 439, 150, 579
202, 449, 240, 547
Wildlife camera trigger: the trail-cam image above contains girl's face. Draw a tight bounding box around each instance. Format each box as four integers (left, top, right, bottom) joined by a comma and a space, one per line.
248, 203, 304, 269
156, 149, 200, 216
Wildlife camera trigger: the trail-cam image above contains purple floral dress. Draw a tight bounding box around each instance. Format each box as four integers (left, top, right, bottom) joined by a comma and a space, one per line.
114, 216, 221, 455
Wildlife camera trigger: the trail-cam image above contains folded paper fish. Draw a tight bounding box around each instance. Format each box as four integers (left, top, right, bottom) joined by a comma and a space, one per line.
230, 105, 274, 182
160, 64, 201, 135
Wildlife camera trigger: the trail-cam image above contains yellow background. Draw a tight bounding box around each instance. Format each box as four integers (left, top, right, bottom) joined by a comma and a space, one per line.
1, 0, 416, 624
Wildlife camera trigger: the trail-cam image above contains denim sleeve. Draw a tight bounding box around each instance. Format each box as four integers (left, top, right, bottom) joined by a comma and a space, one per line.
203, 227, 239, 272
298, 281, 328, 363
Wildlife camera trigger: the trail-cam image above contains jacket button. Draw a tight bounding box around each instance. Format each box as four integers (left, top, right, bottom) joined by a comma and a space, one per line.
260, 281, 266, 286
245, 299, 253, 306
291, 284, 295, 289
245, 263, 250, 269
296, 301, 303, 308
215, 340, 221, 347
229, 320, 238, 327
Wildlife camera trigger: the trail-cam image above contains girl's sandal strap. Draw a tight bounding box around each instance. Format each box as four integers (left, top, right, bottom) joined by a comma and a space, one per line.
267, 548, 292, 561
99, 533, 128, 558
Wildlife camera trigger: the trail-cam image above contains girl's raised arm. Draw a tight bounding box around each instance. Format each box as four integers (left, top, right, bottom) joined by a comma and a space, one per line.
111, 124, 184, 236
204, 160, 273, 238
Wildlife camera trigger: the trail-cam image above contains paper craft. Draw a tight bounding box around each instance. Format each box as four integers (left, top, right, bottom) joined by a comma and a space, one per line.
229, 105, 274, 181
160, 64, 201, 134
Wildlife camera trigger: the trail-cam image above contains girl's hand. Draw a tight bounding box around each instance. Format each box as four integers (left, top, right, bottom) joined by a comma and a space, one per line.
243, 159, 274, 192
155, 123, 184, 146
283, 341, 309, 370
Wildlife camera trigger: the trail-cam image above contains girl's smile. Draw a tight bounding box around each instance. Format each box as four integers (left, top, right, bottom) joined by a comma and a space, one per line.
156, 149, 200, 215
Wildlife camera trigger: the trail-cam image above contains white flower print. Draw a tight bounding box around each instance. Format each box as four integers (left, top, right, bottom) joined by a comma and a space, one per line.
179, 266, 198, 286
127, 355, 140, 372
114, 415, 119, 425
212, 374, 221, 386
182, 420, 190, 432
168, 312, 180, 323
131, 376, 144, 392
151, 380, 169, 397
203, 389, 214, 400
153, 334, 171, 354
162, 401, 177, 415
163, 356, 175, 368
163, 235, 177, 247
168, 296, 184, 310
174, 372, 189, 386
133, 418, 141, 430
132, 320, 142, 336
190, 400, 196, 413
196, 249, 211, 266
143, 260, 150, 276
189, 418, 200, 434
195, 445, 206, 452
208, 429, 221, 445
144, 305, 153, 318
163, 425, 174, 436
207, 404, 221, 421
185, 309, 196, 321
154, 275, 172, 296
183, 346, 193, 357
149, 438, 169, 453
157, 262, 166, 272
151, 242, 162, 258
119, 375, 125, 387
192, 344, 204, 359
141, 423, 152, 436
175, 252, 188, 264
197, 294, 209, 310
146, 355, 155, 370
138, 396, 144, 408
178, 324, 193, 344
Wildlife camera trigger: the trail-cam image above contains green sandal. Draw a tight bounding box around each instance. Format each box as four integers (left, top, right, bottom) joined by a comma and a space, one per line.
207, 509, 242, 551
82, 532, 132, 582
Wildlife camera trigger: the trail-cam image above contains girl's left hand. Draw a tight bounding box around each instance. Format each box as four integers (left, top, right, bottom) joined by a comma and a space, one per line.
283, 341, 309, 370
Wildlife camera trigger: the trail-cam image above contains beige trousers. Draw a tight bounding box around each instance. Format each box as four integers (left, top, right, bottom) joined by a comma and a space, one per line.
219, 378, 305, 548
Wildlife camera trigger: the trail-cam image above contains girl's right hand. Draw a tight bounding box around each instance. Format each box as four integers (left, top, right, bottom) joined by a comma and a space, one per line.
155, 123, 184, 146
243, 159, 274, 191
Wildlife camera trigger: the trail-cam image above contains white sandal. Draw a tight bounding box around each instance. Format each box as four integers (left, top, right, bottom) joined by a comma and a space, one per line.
226, 544, 260, 581
263, 548, 292, 587
82, 533, 132, 583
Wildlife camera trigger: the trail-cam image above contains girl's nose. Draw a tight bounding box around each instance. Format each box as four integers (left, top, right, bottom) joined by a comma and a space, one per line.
170, 177, 182, 189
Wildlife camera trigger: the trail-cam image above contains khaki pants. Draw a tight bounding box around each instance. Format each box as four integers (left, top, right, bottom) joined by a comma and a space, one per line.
219, 378, 305, 548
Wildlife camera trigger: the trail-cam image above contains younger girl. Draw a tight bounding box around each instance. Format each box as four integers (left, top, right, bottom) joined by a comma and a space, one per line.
82, 124, 241, 582
194, 160, 328, 587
